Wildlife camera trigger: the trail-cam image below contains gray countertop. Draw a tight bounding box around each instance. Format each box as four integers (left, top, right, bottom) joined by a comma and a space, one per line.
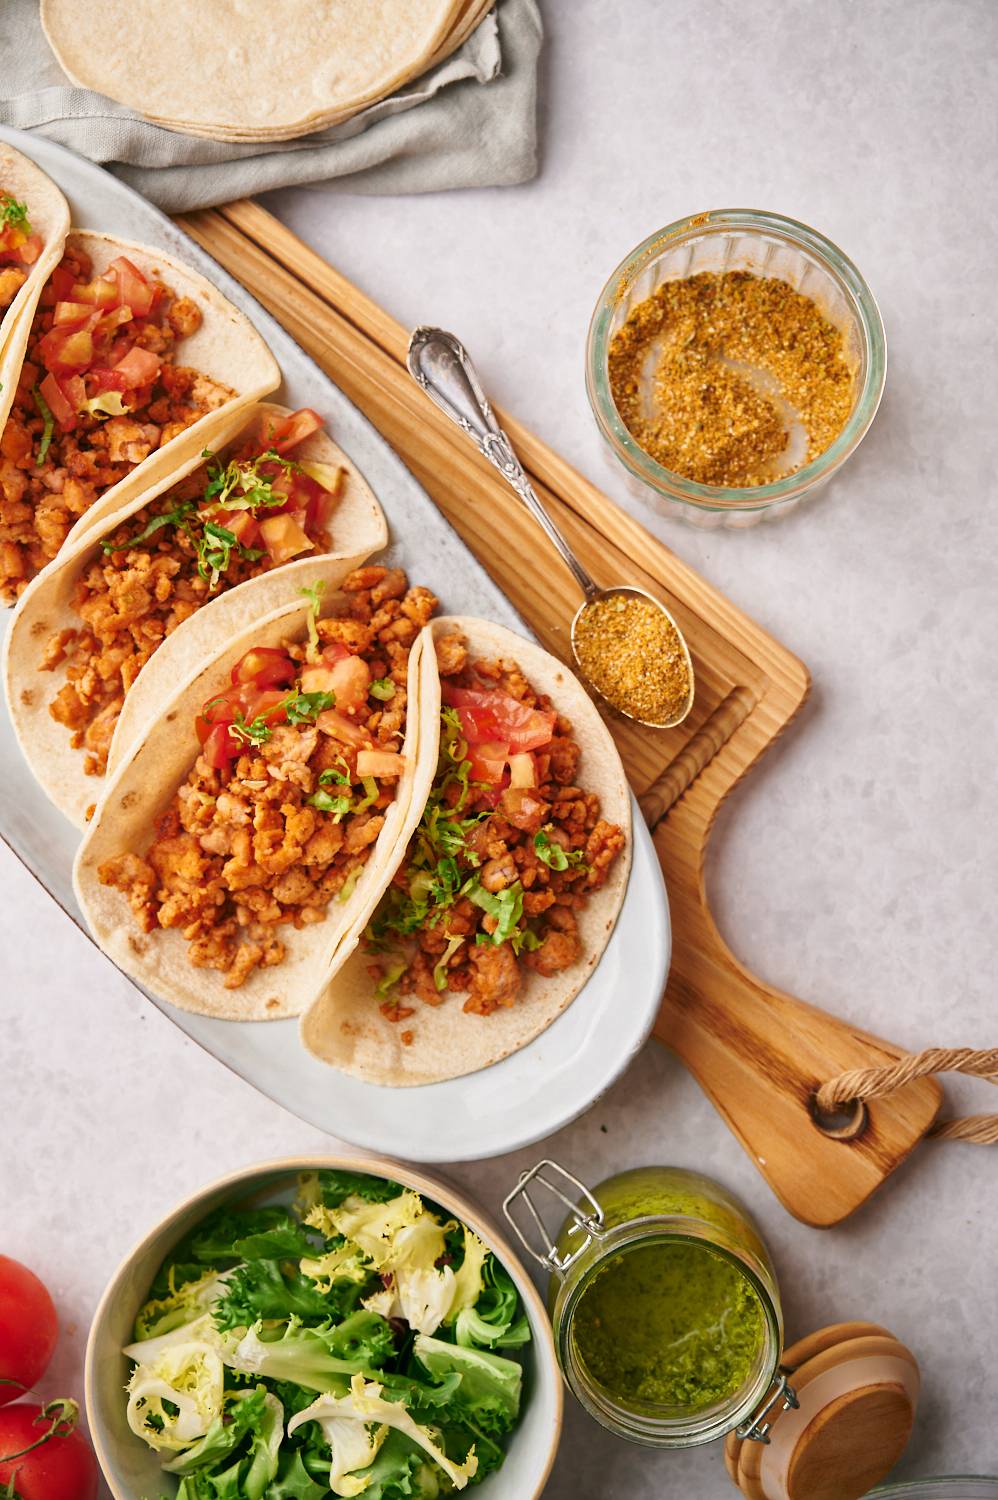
6, 1, 997, 1495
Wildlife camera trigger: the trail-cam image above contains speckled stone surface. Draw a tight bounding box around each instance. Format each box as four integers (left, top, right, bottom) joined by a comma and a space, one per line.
6, 1, 998, 1495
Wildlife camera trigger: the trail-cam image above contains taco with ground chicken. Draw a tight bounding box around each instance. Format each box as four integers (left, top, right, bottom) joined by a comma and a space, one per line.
72, 564, 442, 1021
4, 401, 387, 827
0, 229, 279, 600
299, 616, 632, 1084
0, 145, 70, 367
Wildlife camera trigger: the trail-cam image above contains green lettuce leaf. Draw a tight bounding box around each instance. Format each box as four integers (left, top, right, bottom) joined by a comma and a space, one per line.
412, 1336, 522, 1439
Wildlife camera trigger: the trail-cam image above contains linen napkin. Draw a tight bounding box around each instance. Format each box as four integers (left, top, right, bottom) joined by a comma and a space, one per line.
0, 0, 542, 212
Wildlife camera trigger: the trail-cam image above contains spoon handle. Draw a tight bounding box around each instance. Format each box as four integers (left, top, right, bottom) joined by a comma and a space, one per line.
407, 326, 600, 603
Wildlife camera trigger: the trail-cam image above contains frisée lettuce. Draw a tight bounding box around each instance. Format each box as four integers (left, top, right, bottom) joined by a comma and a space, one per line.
126, 1169, 532, 1498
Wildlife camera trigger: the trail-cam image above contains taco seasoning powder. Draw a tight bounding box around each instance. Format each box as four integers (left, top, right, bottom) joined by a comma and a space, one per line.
574, 593, 691, 726
607, 270, 857, 487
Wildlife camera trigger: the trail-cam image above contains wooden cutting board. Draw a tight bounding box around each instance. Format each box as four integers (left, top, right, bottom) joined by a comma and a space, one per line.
176, 200, 940, 1227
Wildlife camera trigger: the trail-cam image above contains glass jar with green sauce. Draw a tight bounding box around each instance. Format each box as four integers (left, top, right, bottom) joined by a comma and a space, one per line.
504, 1161, 789, 1450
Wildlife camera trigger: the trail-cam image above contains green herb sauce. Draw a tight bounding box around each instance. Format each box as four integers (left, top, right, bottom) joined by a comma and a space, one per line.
573, 1239, 765, 1410
560, 1168, 770, 1415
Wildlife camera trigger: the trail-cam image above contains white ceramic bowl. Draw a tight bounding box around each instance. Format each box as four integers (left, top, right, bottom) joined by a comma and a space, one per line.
85, 1156, 562, 1499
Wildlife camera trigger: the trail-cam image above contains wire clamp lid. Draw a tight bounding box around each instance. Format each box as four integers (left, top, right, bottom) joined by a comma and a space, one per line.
735, 1371, 800, 1445
502, 1159, 605, 1272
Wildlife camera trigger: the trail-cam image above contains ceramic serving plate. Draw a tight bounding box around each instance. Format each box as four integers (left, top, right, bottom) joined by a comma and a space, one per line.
0, 125, 670, 1159
85, 1155, 563, 1499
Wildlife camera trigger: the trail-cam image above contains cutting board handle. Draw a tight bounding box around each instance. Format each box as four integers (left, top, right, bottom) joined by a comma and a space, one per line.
647, 794, 941, 1228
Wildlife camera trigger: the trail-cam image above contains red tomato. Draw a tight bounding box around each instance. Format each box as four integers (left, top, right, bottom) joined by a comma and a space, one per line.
230, 648, 296, 689
37, 372, 76, 432
71, 275, 118, 308
108, 255, 155, 315
46, 263, 75, 303
0, 1259, 57, 1406
466, 739, 509, 785
202, 721, 238, 770
0, 1403, 98, 1500
111, 345, 161, 387
51, 300, 93, 328
266, 407, 323, 454
443, 685, 556, 753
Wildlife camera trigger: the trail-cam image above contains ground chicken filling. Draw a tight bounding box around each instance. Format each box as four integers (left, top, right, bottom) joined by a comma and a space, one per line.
0, 243, 235, 601
97, 566, 436, 990
366, 638, 626, 1028
41, 412, 344, 778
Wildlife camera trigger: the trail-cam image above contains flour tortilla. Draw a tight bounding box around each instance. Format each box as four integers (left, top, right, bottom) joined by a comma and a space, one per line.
299, 616, 634, 1086
136, 0, 499, 144
0, 146, 70, 422
73, 575, 435, 1022
41, 0, 467, 143
3, 401, 387, 829
0, 229, 280, 576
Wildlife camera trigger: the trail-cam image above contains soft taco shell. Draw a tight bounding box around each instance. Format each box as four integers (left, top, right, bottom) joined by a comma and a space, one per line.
0, 145, 70, 413
41, 0, 465, 142
73, 570, 434, 1022
3, 401, 388, 829
127, 0, 498, 145
1, 230, 280, 558
299, 616, 633, 1086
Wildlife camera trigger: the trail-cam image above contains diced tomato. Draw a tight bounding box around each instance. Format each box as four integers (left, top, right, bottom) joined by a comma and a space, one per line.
243, 688, 289, 726
258, 513, 313, 565
322, 642, 352, 666
73, 276, 118, 307
443, 685, 556, 753
112, 345, 161, 387
202, 721, 239, 770
230, 648, 296, 689
317, 708, 372, 747
52, 301, 93, 328
466, 739, 509, 785
201, 507, 260, 548
38, 373, 76, 432
47, 263, 76, 303
265, 408, 323, 454
109, 256, 155, 315
305, 477, 340, 533
18, 233, 41, 265
36, 318, 98, 373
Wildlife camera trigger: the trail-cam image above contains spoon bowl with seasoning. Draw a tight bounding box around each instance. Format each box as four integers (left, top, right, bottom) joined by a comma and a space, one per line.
407, 326, 695, 730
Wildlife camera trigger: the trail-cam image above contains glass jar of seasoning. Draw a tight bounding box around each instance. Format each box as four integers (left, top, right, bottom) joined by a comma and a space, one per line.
504, 1161, 921, 1498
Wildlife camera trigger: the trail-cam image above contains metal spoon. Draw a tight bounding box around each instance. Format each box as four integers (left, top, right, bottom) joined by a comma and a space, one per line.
406, 326, 695, 730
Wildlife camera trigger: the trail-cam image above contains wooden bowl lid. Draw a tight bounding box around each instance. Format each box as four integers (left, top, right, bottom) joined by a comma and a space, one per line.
724, 1322, 919, 1500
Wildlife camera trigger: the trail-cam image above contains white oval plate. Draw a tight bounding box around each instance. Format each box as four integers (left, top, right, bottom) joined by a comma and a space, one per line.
0, 125, 670, 1161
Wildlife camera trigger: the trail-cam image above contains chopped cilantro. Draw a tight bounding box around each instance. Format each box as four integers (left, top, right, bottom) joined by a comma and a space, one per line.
369, 678, 396, 702
31, 386, 54, 467
229, 709, 274, 747
284, 690, 334, 725
0, 195, 29, 232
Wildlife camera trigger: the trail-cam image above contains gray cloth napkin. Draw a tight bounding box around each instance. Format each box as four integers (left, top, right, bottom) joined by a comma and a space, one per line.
0, 0, 541, 212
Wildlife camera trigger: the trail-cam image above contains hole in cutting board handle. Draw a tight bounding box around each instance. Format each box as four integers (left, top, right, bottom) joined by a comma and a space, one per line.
809, 1093, 869, 1141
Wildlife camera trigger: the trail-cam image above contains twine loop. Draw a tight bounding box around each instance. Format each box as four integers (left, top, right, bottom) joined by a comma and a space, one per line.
817, 1048, 998, 1144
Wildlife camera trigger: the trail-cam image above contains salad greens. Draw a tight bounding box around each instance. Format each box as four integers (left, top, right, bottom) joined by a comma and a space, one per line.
126, 1170, 532, 1499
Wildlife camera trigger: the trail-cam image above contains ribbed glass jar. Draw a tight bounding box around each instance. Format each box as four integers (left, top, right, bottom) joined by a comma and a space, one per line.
546, 1166, 783, 1448
586, 209, 887, 527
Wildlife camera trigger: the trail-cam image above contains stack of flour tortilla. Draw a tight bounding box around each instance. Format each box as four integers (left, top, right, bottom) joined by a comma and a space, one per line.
40, 0, 498, 143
